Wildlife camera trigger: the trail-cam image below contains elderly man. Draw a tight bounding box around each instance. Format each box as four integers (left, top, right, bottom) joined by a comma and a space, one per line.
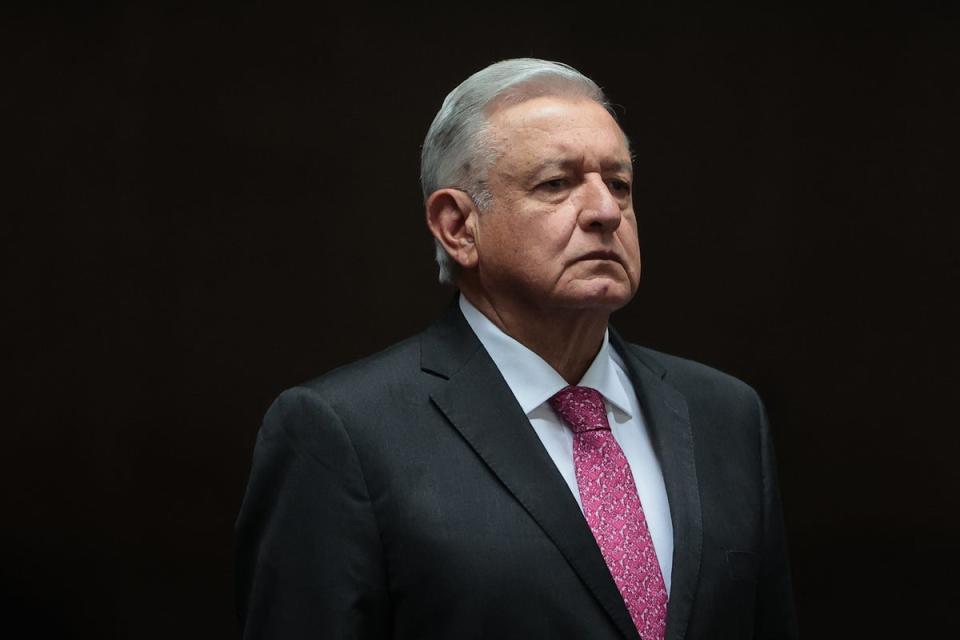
236, 58, 799, 639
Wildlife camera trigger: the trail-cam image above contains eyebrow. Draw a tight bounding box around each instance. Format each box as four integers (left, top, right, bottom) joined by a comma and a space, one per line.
525, 157, 634, 180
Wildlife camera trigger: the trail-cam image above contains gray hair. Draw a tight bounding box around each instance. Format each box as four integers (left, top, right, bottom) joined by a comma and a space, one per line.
420, 58, 614, 285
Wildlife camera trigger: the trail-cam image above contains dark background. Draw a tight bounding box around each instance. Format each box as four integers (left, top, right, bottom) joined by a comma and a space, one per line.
4, 2, 958, 638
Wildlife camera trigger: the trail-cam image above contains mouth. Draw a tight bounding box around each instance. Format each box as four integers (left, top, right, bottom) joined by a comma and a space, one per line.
577, 250, 623, 265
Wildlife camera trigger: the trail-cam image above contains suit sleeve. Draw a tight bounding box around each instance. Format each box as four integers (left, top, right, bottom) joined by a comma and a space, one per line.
754, 395, 801, 639
234, 387, 390, 639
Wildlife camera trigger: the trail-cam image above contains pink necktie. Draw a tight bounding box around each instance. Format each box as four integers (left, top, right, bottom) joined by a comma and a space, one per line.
549, 385, 668, 640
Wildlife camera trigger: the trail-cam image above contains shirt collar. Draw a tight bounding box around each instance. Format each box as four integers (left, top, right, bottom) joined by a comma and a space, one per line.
459, 295, 633, 418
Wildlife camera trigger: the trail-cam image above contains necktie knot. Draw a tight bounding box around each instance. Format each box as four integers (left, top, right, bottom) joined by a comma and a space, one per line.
548, 385, 610, 434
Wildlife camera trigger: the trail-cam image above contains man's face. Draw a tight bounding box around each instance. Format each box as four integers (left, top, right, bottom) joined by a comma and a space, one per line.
470, 95, 641, 314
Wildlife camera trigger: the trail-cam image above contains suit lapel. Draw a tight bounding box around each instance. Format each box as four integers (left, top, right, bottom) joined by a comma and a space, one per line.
610, 330, 703, 640
422, 307, 641, 640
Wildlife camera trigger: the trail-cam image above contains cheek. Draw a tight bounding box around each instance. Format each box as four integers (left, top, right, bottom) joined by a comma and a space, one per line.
512, 218, 570, 259
618, 221, 641, 253
618, 226, 642, 274
479, 217, 550, 276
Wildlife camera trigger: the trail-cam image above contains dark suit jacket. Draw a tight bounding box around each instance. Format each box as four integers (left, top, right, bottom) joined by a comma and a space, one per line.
235, 305, 799, 639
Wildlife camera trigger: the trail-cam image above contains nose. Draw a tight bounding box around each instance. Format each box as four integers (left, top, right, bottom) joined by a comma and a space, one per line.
578, 173, 622, 234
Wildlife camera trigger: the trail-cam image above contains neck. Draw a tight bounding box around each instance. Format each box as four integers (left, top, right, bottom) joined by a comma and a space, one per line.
461, 288, 609, 385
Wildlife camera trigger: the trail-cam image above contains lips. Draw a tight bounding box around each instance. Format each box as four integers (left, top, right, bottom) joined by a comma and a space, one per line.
577, 250, 623, 265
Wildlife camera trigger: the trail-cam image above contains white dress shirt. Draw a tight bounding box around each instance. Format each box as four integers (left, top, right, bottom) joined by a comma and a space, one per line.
459, 295, 674, 591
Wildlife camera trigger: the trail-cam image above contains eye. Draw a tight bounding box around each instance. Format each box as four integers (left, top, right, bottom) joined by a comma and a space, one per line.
537, 178, 570, 191
607, 178, 631, 195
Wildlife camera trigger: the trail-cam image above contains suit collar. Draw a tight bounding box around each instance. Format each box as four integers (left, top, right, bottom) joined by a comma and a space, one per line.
422, 305, 641, 639
419, 300, 478, 379
609, 329, 704, 640
458, 295, 633, 417
421, 307, 703, 640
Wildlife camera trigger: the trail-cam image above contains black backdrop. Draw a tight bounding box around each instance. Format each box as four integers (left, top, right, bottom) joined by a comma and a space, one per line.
4, 2, 958, 638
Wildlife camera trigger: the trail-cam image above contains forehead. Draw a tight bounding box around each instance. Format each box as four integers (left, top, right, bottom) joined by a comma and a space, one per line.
486, 96, 631, 171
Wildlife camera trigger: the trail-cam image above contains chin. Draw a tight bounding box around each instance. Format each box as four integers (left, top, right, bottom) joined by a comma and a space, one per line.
560, 278, 636, 311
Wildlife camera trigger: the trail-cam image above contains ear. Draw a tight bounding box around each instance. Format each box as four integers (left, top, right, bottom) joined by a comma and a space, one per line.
425, 188, 480, 271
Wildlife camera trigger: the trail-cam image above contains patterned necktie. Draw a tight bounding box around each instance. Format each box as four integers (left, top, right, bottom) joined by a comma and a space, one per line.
549, 385, 668, 640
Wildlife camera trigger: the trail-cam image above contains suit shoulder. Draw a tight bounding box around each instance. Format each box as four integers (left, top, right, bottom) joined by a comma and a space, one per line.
297, 333, 423, 399
623, 342, 760, 403
619, 343, 768, 448
266, 331, 441, 429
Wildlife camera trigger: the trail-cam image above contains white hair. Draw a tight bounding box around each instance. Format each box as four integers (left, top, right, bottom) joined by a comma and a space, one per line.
420, 58, 616, 285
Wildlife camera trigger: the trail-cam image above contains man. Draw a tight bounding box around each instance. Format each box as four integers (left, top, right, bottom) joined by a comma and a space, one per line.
235, 58, 799, 639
